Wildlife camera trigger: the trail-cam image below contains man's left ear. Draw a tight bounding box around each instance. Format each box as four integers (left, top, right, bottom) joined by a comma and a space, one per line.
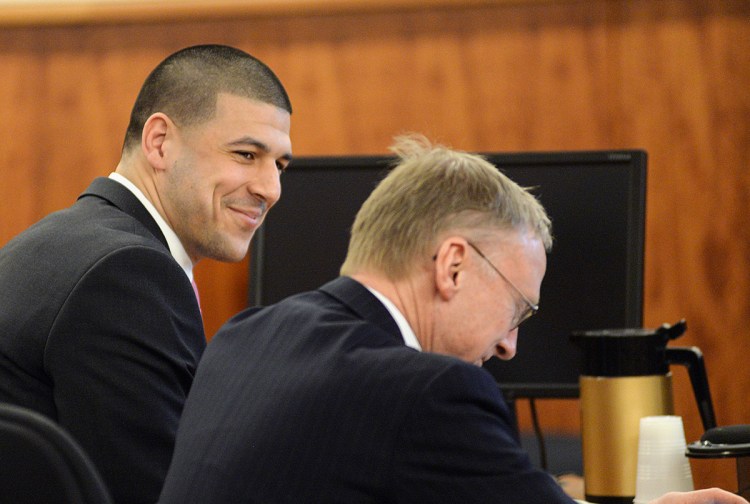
433, 238, 468, 301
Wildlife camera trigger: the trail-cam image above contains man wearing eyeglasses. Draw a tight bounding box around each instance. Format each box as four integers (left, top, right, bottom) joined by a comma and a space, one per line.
159, 135, 746, 504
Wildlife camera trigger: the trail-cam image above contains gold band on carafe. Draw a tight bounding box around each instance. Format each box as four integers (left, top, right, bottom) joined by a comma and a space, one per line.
580, 374, 674, 498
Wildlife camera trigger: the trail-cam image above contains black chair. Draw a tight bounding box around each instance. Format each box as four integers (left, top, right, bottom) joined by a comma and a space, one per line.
0, 402, 113, 503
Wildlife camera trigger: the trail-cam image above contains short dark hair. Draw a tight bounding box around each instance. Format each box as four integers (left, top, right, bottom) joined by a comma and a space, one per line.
122, 44, 292, 152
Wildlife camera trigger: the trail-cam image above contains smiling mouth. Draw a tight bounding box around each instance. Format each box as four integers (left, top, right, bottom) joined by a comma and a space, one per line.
228, 206, 264, 229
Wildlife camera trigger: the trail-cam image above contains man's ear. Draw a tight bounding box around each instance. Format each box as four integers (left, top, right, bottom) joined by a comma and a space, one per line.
142, 112, 173, 171
433, 237, 469, 301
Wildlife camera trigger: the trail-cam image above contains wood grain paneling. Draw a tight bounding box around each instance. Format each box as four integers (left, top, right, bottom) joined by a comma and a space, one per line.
1, 0, 748, 490
0, 0, 570, 27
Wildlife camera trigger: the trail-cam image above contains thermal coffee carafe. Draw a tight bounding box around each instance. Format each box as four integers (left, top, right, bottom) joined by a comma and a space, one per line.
572, 320, 716, 504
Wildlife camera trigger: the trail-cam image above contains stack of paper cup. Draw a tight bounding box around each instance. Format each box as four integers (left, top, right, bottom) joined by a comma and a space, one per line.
633, 415, 694, 504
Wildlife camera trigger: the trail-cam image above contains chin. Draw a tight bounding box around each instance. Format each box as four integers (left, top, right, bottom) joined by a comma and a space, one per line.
221, 248, 250, 263
201, 240, 251, 263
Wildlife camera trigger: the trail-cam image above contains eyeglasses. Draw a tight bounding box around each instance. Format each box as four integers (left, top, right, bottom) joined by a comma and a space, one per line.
466, 241, 539, 328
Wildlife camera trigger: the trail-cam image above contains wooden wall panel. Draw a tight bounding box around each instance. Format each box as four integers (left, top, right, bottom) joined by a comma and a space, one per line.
1, 0, 748, 490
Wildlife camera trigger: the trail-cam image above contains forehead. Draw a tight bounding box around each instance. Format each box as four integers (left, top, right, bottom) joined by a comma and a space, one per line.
484, 228, 545, 260
191, 93, 292, 154
486, 231, 547, 292
213, 93, 290, 129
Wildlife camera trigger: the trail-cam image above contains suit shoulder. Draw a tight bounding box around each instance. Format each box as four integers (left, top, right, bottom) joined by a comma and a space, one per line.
4, 199, 165, 258
394, 351, 502, 401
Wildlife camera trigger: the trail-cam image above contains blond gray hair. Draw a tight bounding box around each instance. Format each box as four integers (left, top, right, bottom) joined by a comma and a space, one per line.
340, 134, 552, 279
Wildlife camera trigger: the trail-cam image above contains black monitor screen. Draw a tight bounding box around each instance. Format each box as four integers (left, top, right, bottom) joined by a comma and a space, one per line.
249, 150, 647, 399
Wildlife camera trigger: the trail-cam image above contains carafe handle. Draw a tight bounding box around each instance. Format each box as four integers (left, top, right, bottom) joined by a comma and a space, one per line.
666, 346, 717, 431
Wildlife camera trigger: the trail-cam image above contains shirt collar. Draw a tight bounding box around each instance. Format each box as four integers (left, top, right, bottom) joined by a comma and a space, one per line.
365, 286, 422, 351
108, 173, 194, 281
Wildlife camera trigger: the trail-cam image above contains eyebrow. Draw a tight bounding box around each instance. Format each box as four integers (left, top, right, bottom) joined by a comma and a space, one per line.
227, 136, 293, 163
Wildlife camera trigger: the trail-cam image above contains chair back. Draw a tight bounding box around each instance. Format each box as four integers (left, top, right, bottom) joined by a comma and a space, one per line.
0, 402, 113, 503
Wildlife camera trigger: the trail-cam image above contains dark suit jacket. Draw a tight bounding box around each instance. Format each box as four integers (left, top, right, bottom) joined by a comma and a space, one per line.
0, 177, 206, 504
159, 276, 574, 503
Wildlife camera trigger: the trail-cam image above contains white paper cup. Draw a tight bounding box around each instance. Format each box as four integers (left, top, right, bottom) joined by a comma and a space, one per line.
633, 415, 694, 504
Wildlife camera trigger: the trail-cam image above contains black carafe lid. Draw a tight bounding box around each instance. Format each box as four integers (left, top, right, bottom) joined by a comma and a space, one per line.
571, 320, 687, 377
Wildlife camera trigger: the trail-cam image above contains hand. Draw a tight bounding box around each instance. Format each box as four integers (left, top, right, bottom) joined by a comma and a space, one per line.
649, 488, 749, 504
556, 473, 585, 501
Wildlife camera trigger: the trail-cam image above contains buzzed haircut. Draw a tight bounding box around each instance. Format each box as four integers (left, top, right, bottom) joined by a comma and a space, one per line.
122, 44, 291, 152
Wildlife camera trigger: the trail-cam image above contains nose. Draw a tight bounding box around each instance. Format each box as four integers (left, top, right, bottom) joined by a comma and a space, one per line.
250, 158, 282, 208
494, 328, 518, 361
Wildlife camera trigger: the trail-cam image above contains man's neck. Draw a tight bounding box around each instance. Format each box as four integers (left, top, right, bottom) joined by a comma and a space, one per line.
350, 271, 433, 351
109, 170, 195, 280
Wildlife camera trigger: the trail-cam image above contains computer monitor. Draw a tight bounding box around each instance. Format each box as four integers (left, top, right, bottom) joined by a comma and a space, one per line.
249, 150, 647, 399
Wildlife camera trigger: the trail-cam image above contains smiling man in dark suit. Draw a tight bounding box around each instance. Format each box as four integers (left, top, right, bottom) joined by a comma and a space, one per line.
0, 44, 292, 504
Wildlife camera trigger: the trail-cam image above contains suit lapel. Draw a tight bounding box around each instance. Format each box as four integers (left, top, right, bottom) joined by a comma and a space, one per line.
79, 177, 169, 250
320, 277, 403, 344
